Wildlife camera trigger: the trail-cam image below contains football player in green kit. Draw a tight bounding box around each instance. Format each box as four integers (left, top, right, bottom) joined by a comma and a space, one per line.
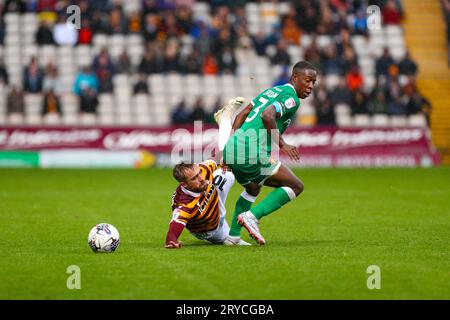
218, 61, 318, 245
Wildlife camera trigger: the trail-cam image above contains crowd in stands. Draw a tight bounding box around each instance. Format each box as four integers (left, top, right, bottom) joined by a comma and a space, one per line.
0, 0, 432, 127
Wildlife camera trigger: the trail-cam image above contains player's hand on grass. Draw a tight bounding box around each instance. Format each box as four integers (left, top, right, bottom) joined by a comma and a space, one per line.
280, 143, 300, 162
165, 241, 182, 249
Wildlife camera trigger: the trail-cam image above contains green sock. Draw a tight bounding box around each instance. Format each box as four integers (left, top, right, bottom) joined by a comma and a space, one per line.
229, 192, 256, 237
251, 187, 295, 220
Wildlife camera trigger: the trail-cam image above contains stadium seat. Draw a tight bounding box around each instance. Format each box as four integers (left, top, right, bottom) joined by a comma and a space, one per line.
353, 114, 371, 127
390, 116, 408, 127
8, 113, 24, 125
79, 113, 97, 126
98, 113, 115, 126
408, 114, 427, 127
43, 113, 61, 126
62, 114, 79, 125
372, 114, 390, 127
336, 114, 352, 127
325, 74, 340, 89
25, 114, 41, 126
335, 104, 351, 116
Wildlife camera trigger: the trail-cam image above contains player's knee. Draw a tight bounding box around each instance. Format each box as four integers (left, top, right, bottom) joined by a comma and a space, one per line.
291, 180, 304, 196
245, 184, 261, 197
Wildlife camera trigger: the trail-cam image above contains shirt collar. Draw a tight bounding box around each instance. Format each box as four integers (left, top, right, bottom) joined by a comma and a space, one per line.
284, 83, 296, 92
180, 185, 201, 198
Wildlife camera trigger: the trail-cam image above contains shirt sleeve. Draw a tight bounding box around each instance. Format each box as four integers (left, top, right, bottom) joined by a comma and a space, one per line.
171, 207, 192, 225
274, 94, 299, 117
201, 159, 217, 172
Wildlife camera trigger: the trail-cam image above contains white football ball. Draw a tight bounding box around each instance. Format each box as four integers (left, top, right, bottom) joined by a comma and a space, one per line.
88, 223, 120, 253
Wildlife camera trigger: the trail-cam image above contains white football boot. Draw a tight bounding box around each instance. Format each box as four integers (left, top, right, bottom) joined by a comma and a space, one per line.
237, 211, 266, 245
213, 96, 245, 124
224, 235, 252, 246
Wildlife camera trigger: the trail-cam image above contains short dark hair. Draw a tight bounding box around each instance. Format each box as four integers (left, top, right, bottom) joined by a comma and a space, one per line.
173, 162, 194, 182
292, 61, 318, 73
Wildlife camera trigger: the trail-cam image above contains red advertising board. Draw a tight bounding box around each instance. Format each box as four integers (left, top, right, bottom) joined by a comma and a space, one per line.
0, 126, 440, 167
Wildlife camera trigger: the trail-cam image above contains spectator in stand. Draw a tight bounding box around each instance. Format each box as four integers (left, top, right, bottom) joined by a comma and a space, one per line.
190, 97, 207, 122
93, 48, 115, 77
80, 88, 99, 114
352, 9, 368, 35
217, 46, 237, 74
116, 50, 133, 74
346, 64, 364, 92
317, 4, 336, 35
376, 48, 395, 79
92, 48, 115, 93
53, 14, 78, 46
90, 10, 112, 35
296, 2, 319, 33
133, 73, 150, 95
194, 21, 213, 58
128, 11, 142, 34
388, 96, 406, 115
413, 93, 432, 126
181, 49, 202, 74
43, 63, 62, 95
398, 51, 418, 75
383, 0, 402, 25
36, 0, 57, 12
351, 89, 368, 115
138, 49, 162, 74
23, 57, 45, 93
4, 0, 26, 13
142, 13, 159, 43
329, 78, 352, 107
162, 41, 181, 73
367, 91, 388, 115
304, 36, 322, 71
41, 89, 62, 116
73, 66, 99, 96
0, 57, 9, 85
314, 82, 335, 125
252, 31, 269, 56
78, 18, 93, 45
202, 54, 219, 75
35, 20, 55, 45
322, 44, 343, 75
171, 99, 190, 125
110, 4, 129, 34
7, 85, 24, 115
175, 4, 193, 35
341, 46, 358, 74
281, 12, 301, 45
271, 39, 291, 66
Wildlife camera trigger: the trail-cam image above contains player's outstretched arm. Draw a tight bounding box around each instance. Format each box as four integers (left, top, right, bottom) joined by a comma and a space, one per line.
165, 220, 185, 249
231, 103, 253, 131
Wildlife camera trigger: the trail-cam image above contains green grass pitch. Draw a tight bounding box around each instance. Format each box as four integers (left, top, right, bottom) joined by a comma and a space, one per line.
0, 167, 449, 299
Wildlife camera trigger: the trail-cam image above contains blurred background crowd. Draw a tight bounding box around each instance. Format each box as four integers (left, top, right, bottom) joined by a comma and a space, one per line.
0, 0, 443, 127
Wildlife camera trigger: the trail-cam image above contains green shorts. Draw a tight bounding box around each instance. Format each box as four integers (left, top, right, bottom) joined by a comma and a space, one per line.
228, 160, 282, 186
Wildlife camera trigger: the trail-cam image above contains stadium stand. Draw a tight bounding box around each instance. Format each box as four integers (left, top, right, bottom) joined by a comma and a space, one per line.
0, 0, 433, 129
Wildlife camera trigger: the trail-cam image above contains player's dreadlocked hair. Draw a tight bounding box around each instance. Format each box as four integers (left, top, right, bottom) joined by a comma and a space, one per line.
292, 61, 318, 73
173, 162, 195, 182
